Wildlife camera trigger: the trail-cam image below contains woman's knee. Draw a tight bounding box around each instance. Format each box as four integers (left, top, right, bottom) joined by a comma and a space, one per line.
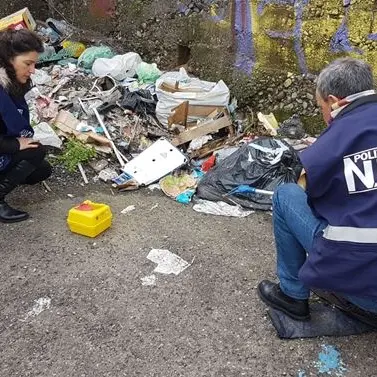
23, 160, 52, 185
15, 144, 47, 166
34, 160, 52, 182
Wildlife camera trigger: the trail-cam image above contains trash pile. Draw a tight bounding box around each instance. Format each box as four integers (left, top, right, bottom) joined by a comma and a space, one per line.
4, 8, 320, 216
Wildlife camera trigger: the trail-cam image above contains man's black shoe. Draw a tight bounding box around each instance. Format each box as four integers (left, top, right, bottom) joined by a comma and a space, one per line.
258, 280, 310, 321
0, 201, 29, 223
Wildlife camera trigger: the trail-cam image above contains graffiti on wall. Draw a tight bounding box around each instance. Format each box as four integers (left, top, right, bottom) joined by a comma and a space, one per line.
257, 0, 309, 73
196, 0, 377, 75
233, 0, 255, 74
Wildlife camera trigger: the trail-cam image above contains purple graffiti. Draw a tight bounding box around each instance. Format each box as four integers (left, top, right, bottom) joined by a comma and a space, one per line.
330, 1, 363, 54
233, 0, 255, 74
258, 0, 309, 73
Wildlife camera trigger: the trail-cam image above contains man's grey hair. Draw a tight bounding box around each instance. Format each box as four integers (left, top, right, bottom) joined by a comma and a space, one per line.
316, 57, 374, 100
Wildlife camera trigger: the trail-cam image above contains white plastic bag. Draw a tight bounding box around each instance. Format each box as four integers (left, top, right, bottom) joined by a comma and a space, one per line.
33, 122, 62, 148
92, 52, 142, 81
155, 68, 230, 126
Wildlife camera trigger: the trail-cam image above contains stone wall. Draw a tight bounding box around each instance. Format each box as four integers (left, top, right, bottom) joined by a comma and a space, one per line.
2, 0, 377, 127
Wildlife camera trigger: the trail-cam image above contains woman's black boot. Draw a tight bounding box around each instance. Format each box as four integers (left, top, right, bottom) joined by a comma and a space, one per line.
0, 160, 36, 223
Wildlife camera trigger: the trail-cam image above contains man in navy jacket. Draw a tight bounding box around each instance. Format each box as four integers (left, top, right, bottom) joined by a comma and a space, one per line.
258, 58, 377, 325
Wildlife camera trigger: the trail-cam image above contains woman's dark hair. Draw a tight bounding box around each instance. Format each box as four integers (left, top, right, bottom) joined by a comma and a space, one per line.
0, 29, 44, 97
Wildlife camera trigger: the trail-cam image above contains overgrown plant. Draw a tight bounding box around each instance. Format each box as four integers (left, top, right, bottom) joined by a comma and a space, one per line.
57, 139, 96, 172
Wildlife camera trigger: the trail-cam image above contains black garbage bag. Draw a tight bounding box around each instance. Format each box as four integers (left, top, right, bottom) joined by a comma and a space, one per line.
277, 114, 306, 139
196, 137, 303, 210
120, 89, 157, 116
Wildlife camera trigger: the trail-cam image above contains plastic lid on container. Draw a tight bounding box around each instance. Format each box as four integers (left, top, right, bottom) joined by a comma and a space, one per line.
76, 203, 94, 211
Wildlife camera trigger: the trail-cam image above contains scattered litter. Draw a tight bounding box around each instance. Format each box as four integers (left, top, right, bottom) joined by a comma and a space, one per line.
9, 13, 315, 218
32, 69, 52, 85
136, 62, 162, 84
257, 112, 278, 136
121, 205, 136, 214
42, 181, 52, 192
0, 8, 36, 32
89, 159, 109, 173
193, 199, 255, 217
122, 138, 187, 186
77, 162, 89, 184
197, 138, 302, 211
141, 274, 157, 286
33, 122, 62, 148
156, 67, 230, 126
147, 249, 191, 276
150, 203, 159, 211
188, 135, 213, 152
78, 45, 114, 70
99, 168, 118, 182
278, 114, 306, 139
67, 194, 74, 198
160, 173, 197, 199
148, 184, 161, 191
92, 52, 142, 81
21, 297, 51, 321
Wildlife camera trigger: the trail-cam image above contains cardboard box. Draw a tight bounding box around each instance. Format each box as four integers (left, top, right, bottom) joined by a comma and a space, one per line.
0, 8, 36, 32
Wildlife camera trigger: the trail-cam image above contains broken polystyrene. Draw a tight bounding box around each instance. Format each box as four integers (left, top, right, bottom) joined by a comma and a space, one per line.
193, 199, 254, 217
122, 138, 187, 186
147, 249, 190, 276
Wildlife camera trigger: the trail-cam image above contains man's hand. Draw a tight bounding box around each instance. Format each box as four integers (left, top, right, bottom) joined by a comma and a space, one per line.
17, 137, 40, 151
298, 169, 307, 190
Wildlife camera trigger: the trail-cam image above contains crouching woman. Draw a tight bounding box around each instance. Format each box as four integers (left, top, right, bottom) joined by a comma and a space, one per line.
0, 29, 52, 223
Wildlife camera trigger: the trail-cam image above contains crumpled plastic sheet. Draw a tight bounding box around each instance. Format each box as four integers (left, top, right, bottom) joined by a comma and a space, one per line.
33, 122, 62, 148
193, 199, 254, 218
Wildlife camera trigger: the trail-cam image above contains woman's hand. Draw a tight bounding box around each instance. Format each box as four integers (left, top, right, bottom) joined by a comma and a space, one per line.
17, 137, 40, 150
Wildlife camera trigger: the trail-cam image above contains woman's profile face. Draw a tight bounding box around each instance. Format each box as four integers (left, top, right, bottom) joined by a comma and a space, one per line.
10, 51, 39, 84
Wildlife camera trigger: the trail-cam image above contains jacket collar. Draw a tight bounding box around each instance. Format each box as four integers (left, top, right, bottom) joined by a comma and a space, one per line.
0, 67, 10, 90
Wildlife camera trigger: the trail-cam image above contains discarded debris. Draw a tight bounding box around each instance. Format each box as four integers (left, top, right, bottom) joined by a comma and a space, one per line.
121, 205, 136, 214
0, 8, 36, 32
257, 112, 279, 136
77, 162, 89, 184
122, 138, 187, 186
147, 249, 191, 276
193, 199, 255, 218
21, 297, 51, 322
98, 168, 118, 182
141, 274, 157, 286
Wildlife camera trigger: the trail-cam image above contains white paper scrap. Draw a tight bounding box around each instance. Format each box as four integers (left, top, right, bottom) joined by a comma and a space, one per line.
141, 274, 157, 286
147, 249, 190, 276
121, 205, 136, 214
22, 297, 51, 321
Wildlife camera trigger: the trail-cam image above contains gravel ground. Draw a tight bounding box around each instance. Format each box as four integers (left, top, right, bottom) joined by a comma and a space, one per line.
0, 175, 376, 377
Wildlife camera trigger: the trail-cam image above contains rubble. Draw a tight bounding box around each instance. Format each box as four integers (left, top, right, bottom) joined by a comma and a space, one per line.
8, 8, 321, 216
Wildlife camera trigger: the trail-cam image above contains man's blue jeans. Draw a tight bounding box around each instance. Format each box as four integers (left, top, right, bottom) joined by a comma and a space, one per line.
273, 183, 377, 313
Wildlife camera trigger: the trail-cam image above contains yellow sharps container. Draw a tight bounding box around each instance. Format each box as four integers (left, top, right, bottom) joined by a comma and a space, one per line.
67, 200, 112, 238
